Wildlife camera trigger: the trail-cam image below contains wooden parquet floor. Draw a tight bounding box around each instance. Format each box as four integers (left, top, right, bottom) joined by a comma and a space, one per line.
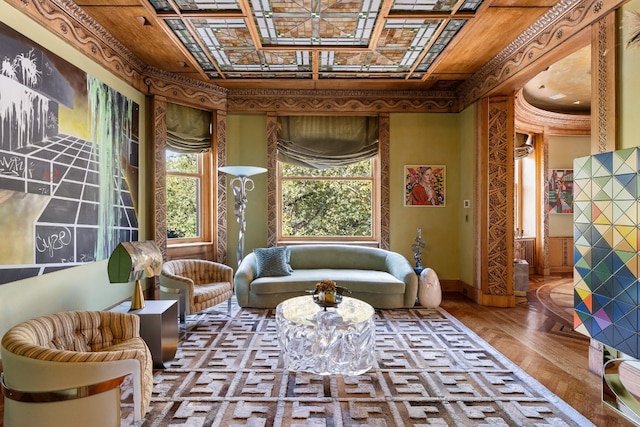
441, 274, 636, 427
0, 275, 636, 426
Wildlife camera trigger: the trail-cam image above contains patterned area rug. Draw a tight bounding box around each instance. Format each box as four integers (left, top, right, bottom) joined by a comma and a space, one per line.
122, 299, 592, 426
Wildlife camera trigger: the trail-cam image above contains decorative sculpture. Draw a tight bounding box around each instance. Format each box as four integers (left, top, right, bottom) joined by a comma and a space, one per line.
411, 227, 426, 274
418, 267, 442, 308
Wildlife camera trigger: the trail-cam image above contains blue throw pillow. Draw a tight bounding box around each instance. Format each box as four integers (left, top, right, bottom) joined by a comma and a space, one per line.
254, 247, 293, 278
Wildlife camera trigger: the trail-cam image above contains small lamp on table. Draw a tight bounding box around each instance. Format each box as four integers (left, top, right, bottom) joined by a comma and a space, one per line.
107, 240, 163, 310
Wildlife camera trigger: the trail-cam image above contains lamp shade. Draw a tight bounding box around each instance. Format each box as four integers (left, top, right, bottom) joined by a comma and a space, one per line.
107, 240, 163, 283
218, 166, 267, 177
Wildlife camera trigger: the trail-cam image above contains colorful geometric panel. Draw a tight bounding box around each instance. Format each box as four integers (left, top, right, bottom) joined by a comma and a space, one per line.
574, 148, 640, 360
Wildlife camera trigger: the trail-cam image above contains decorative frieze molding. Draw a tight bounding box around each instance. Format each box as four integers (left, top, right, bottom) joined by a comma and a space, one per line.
144, 67, 228, 111
8, 0, 618, 116
459, 0, 624, 108
227, 89, 458, 114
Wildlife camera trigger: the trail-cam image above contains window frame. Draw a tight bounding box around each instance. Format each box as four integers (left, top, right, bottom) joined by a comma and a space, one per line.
276, 157, 380, 245
165, 148, 213, 246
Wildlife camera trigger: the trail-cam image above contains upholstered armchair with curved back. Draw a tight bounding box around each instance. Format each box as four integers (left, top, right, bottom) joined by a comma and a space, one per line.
0, 310, 153, 427
160, 259, 234, 322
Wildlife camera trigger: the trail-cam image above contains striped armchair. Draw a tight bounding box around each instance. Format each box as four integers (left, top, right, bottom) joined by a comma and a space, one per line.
0, 311, 153, 427
160, 259, 234, 322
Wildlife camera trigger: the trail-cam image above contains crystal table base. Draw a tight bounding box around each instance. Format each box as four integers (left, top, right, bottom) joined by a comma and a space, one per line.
276, 296, 375, 375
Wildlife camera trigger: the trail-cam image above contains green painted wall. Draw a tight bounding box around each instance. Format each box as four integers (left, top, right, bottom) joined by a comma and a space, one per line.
548, 135, 591, 237
458, 105, 476, 287
225, 114, 269, 268
389, 113, 461, 280
226, 113, 463, 281
620, 0, 640, 148
0, 4, 149, 339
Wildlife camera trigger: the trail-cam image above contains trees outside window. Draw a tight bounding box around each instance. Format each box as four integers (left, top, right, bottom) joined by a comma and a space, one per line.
278, 158, 378, 242
166, 148, 211, 242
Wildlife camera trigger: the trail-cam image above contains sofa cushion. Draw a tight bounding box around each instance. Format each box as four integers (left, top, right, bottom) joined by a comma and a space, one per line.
250, 269, 405, 295
254, 247, 293, 278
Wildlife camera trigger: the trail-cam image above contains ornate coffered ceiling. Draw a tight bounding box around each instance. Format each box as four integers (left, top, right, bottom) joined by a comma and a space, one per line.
74, 0, 564, 92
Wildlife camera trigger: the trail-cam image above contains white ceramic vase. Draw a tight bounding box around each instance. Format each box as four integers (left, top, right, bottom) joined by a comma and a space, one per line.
418, 268, 442, 308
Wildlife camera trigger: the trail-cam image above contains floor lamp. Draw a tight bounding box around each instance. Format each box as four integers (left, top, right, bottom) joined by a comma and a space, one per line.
219, 166, 267, 267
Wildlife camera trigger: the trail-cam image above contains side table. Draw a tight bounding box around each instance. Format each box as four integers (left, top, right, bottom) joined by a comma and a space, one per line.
111, 300, 178, 368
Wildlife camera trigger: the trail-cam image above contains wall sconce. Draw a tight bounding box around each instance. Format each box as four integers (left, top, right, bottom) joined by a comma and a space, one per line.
107, 240, 163, 310
219, 166, 267, 267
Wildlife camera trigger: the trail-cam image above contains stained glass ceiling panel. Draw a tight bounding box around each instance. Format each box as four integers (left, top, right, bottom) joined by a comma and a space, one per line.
150, 0, 484, 80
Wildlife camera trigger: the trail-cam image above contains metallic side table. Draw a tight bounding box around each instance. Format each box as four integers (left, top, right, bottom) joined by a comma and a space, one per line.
112, 299, 178, 368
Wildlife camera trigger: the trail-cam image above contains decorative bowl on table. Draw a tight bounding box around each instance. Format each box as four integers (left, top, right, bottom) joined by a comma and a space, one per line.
307, 280, 350, 309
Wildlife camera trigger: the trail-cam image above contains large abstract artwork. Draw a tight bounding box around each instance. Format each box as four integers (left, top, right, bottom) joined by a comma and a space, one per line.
0, 23, 139, 284
574, 148, 640, 358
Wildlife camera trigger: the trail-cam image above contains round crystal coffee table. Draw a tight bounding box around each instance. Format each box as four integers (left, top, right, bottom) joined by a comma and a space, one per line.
275, 295, 375, 375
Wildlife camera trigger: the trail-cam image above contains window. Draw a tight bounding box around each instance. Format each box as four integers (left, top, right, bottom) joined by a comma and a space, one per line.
514, 133, 536, 238
165, 148, 211, 243
277, 158, 379, 242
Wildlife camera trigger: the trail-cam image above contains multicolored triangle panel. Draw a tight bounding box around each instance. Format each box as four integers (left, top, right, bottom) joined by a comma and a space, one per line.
574, 148, 640, 359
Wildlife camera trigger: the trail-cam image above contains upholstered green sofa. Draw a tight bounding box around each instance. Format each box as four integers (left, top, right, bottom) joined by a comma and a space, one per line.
234, 244, 418, 308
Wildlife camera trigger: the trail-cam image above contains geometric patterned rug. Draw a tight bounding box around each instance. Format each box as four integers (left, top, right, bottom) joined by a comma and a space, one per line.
122, 299, 593, 426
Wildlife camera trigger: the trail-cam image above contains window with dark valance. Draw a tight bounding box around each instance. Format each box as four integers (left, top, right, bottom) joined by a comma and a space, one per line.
166, 103, 211, 153
277, 116, 379, 169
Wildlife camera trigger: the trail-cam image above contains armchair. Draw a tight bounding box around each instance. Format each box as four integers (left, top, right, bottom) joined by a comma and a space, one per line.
160, 259, 234, 322
0, 311, 153, 427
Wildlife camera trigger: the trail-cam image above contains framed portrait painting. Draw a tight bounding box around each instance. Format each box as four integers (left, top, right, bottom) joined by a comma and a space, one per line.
405, 165, 446, 207
548, 169, 574, 214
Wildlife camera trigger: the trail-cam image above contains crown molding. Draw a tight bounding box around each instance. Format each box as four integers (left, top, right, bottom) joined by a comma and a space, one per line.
143, 67, 227, 110
459, 0, 624, 108
227, 89, 458, 114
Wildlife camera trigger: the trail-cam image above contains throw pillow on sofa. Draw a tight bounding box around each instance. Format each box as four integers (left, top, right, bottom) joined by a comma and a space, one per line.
254, 246, 293, 277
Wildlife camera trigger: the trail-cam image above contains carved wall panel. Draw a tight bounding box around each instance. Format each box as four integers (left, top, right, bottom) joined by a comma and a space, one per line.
485, 97, 514, 297
153, 98, 168, 261
215, 110, 227, 264
379, 114, 391, 251
592, 12, 616, 153
266, 114, 278, 248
